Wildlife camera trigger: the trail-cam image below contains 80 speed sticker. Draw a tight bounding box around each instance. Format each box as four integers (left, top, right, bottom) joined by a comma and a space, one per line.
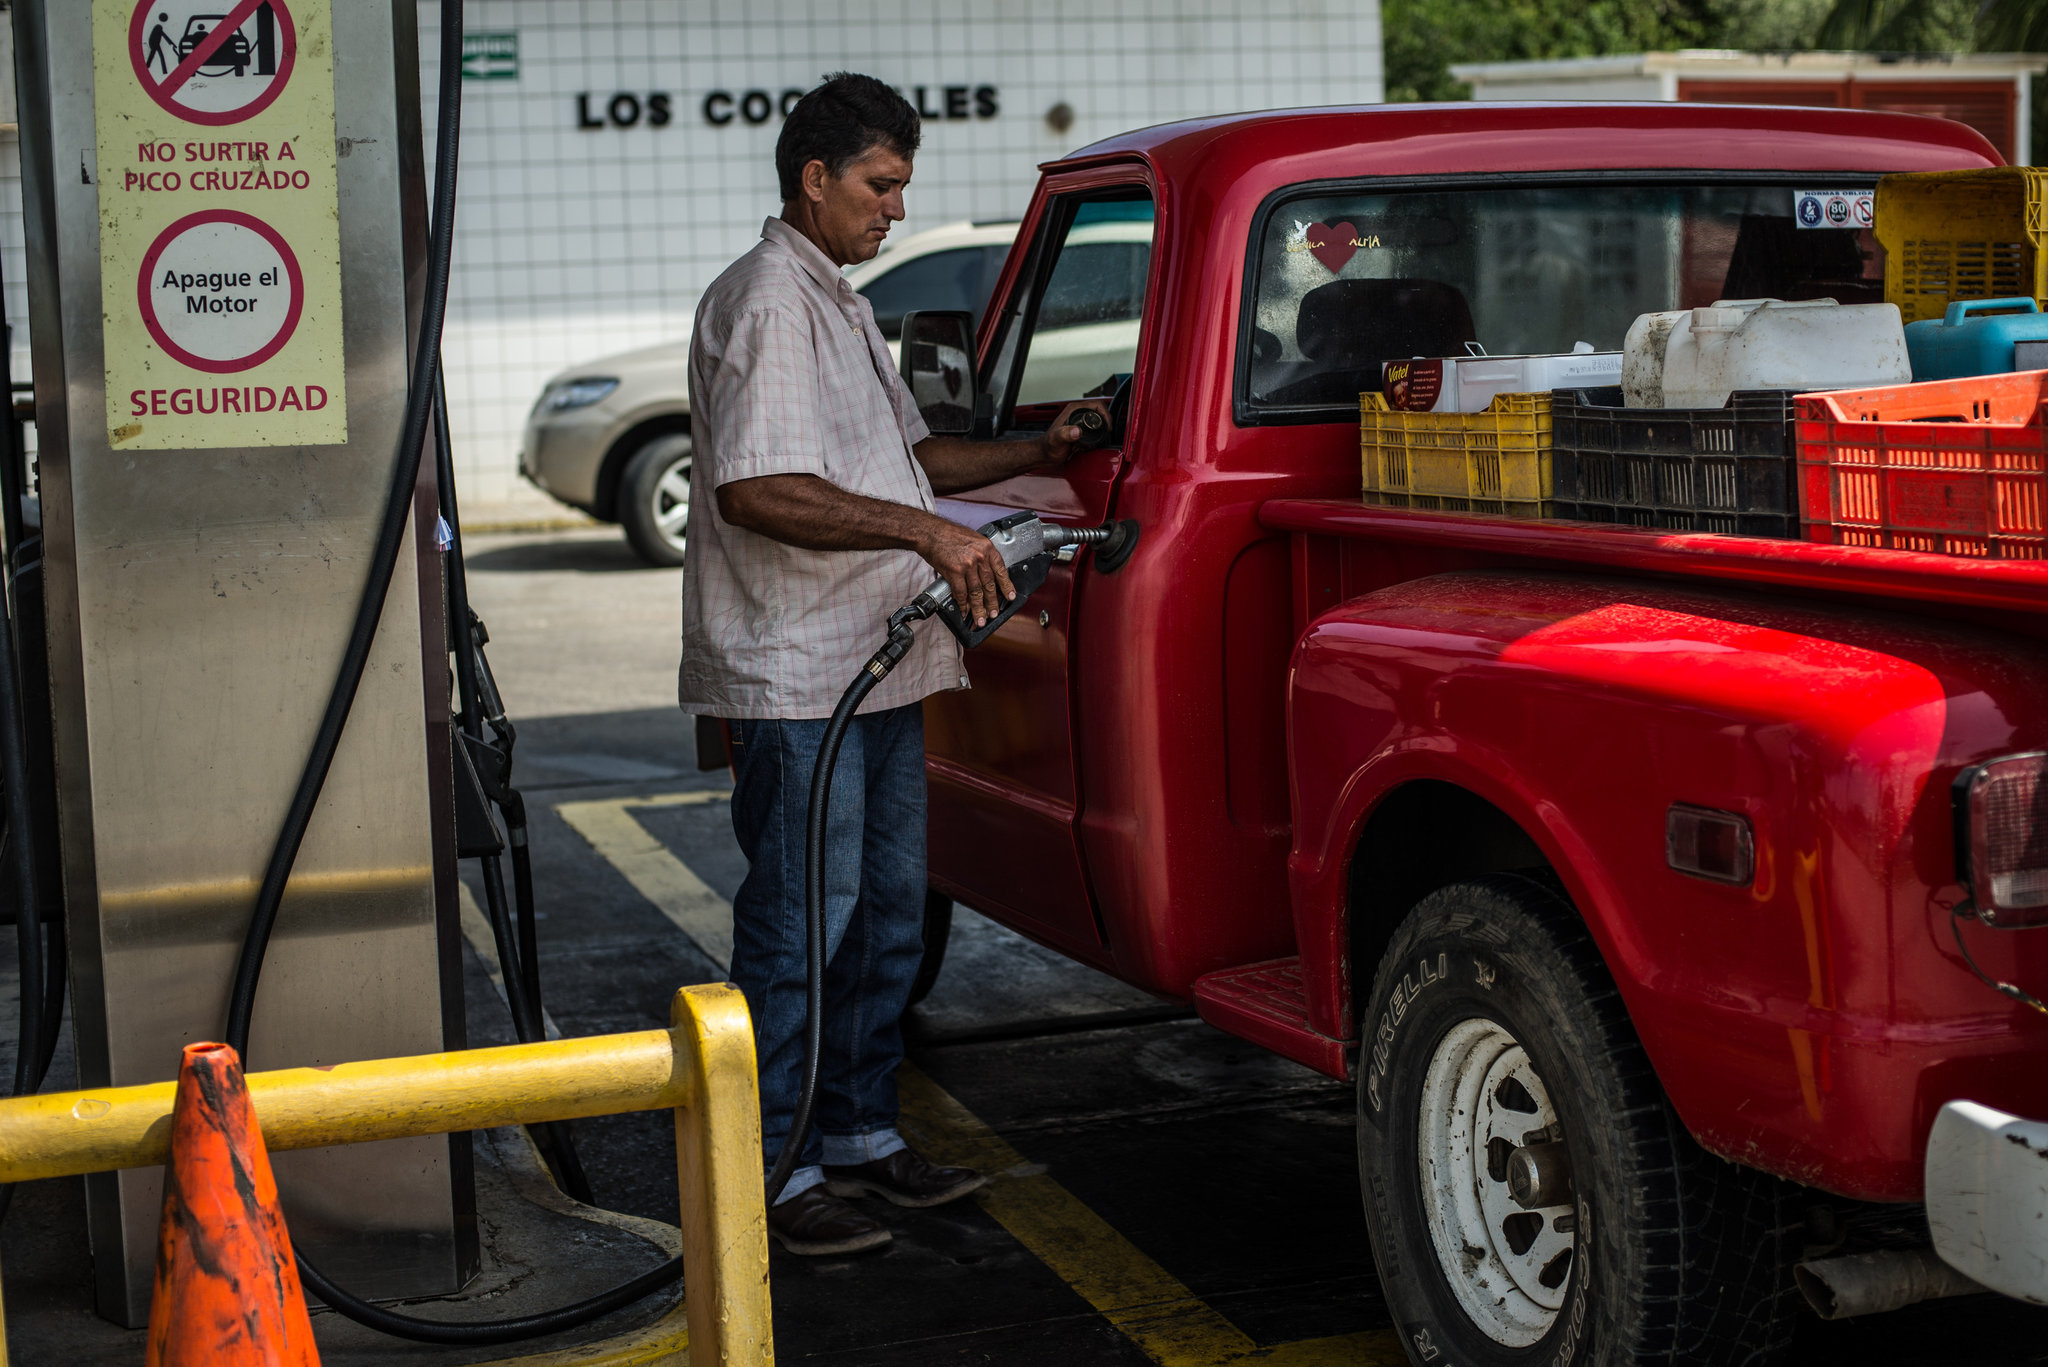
1794, 188, 1875, 230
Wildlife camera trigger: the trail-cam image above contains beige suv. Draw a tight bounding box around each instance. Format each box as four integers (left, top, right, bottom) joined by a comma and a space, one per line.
519, 220, 1018, 565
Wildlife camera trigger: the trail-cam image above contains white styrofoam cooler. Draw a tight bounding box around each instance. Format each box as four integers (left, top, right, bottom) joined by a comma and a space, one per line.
1455, 349, 1622, 410
1383, 347, 1622, 413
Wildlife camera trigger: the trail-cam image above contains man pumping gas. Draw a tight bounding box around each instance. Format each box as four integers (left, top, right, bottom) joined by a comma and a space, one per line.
679, 72, 1107, 1256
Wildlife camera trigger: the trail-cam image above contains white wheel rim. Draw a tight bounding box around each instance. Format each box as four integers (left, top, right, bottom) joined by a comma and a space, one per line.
652, 456, 690, 548
1416, 1017, 1576, 1347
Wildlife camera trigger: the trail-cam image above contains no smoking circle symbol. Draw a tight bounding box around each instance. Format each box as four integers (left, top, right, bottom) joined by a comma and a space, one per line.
129, 0, 297, 126
139, 210, 304, 373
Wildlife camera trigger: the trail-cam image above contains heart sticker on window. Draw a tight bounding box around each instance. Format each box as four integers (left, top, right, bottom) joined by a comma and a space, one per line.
1307, 221, 1358, 274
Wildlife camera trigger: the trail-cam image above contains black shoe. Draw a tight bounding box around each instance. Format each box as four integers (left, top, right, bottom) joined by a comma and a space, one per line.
823, 1147, 987, 1209
767, 1186, 892, 1256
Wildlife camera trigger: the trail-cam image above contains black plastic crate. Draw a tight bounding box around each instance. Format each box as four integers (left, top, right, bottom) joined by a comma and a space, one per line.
1550, 386, 1799, 538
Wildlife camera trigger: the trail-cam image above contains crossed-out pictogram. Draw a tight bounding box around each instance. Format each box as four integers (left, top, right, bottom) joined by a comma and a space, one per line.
127, 0, 297, 126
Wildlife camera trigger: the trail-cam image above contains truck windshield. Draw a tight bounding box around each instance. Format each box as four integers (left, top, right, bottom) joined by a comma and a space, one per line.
1243, 182, 1882, 414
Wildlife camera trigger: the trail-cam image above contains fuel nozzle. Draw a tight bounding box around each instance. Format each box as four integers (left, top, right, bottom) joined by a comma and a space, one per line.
904, 511, 1054, 621
891, 511, 1140, 655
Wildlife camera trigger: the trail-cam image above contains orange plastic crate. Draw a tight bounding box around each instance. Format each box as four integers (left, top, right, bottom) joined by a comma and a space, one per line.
1794, 370, 2048, 559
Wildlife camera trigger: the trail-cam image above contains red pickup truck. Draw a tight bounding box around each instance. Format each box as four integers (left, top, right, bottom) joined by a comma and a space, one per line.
908, 103, 2048, 1366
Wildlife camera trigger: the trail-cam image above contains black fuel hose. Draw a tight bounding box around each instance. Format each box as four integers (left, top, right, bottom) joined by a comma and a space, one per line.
433, 367, 592, 1204
0, 212, 52, 1234
0, 553, 41, 1231
0, 532, 39, 1114
762, 615, 916, 1202
0, 538, 38, 1107
12, 548, 62, 1102
0, 208, 44, 1108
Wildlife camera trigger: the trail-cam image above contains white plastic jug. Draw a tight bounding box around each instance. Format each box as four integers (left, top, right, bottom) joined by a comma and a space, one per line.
1623, 298, 1911, 409
1621, 310, 1685, 408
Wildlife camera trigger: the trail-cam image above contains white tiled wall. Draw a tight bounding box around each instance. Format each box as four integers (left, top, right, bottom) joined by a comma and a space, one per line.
417, 0, 1384, 517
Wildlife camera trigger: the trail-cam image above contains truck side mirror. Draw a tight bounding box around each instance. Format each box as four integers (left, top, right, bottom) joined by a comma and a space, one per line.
898, 310, 977, 437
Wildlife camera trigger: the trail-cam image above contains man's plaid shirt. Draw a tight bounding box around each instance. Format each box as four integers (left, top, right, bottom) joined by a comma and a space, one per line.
680, 218, 968, 719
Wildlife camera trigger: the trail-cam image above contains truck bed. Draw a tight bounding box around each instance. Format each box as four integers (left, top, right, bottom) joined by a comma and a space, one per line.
1260, 496, 2048, 1200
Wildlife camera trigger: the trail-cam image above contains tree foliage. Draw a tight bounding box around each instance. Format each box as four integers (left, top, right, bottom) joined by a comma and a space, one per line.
1815, 0, 1984, 49
1381, 0, 1714, 103
1979, 0, 2048, 49
1382, 0, 2042, 109
1817, 0, 2046, 50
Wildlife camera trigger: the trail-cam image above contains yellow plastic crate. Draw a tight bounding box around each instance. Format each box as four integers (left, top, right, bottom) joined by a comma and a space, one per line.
1875, 167, 2048, 325
1359, 391, 1554, 517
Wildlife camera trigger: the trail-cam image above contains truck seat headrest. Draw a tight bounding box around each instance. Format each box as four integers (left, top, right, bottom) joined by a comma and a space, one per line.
1294, 278, 1477, 368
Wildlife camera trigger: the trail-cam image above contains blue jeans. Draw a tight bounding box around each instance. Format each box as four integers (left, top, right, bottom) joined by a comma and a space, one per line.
728, 704, 927, 1204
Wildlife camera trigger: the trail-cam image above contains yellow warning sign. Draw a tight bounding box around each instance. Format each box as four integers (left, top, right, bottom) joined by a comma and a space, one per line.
93, 0, 345, 449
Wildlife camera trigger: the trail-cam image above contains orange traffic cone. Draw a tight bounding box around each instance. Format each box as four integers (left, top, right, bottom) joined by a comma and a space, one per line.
145, 1041, 321, 1366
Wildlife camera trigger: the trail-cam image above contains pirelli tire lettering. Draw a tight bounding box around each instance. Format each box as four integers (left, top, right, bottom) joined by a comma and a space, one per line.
1364, 952, 1447, 1114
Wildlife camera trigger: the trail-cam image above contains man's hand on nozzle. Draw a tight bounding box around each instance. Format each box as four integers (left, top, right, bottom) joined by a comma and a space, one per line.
918, 516, 1016, 629
1039, 401, 1113, 465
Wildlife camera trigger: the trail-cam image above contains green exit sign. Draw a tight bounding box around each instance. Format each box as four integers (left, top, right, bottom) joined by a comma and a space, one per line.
461, 33, 519, 81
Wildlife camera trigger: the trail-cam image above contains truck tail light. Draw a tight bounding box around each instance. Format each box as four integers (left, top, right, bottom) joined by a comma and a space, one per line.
1954, 752, 2048, 927
1667, 804, 1754, 885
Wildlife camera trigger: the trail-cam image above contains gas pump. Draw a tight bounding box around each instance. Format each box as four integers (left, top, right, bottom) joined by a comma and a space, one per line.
13, 0, 473, 1325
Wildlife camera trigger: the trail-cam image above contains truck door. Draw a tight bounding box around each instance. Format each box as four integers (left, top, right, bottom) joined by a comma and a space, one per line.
925, 180, 1154, 960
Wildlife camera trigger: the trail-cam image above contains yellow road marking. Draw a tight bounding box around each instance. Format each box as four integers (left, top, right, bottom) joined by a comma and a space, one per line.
556, 791, 735, 970
898, 1067, 1403, 1367
566, 790, 1405, 1367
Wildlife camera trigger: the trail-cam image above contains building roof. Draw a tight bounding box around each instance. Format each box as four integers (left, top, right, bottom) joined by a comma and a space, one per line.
1450, 50, 2048, 84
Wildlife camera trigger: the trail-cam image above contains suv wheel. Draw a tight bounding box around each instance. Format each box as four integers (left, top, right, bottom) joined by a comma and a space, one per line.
618, 433, 692, 567
1356, 875, 1797, 1367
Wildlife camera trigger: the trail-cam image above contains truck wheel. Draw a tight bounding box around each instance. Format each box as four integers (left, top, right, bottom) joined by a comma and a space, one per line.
908, 891, 953, 1006
618, 433, 692, 567
1356, 875, 1795, 1367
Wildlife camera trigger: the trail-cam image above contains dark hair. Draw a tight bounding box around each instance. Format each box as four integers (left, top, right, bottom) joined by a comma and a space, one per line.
775, 73, 920, 201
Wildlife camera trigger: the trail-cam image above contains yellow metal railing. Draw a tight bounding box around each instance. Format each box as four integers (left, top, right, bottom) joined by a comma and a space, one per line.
0, 983, 772, 1367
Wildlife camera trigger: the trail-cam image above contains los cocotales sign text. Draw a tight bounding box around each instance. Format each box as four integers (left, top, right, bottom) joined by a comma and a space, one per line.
574, 84, 1000, 130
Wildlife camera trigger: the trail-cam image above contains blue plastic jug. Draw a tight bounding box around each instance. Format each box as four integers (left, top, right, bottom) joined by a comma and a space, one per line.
1904, 297, 2048, 381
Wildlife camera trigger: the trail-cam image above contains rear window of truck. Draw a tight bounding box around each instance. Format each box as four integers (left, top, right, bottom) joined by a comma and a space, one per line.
1239, 181, 1882, 420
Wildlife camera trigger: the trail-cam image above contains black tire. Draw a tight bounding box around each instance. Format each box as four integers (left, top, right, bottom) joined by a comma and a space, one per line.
618, 433, 692, 567
1356, 876, 1796, 1367
908, 890, 953, 1007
